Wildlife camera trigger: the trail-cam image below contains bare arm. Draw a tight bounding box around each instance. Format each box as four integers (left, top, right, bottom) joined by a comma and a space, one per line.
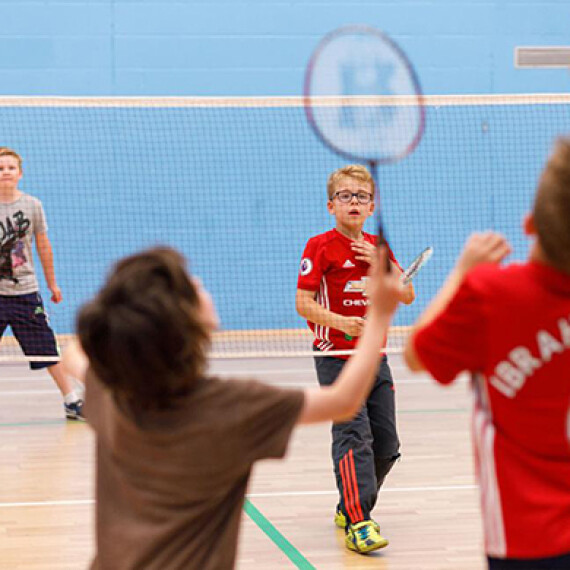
35, 231, 62, 303
403, 268, 465, 372
404, 232, 511, 372
296, 288, 364, 338
298, 247, 403, 424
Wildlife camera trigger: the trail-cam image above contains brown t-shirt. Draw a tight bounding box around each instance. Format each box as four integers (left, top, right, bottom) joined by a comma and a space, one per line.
85, 372, 304, 570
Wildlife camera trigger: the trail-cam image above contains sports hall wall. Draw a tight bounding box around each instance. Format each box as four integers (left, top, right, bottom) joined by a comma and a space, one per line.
0, 1, 567, 95
0, 1, 568, 335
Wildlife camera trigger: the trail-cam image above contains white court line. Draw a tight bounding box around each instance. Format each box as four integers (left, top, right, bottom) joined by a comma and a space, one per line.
0, 484, 477, 509
0, 380, 433, 395
0, 376, 460, 394
0, 367, 317, 380
0, 379, 45, 384
1, 390, 60, 396
210, 368, 315, 376
211, 366, 411, 376
0, 499, 95, 508
248, 484, 478, 498
0, 365, 411, 379
273, 378, 438, 387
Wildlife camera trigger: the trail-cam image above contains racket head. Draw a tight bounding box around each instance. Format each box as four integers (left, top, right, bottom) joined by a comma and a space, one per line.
304, 24, 425, 165
401, 246, 433, 285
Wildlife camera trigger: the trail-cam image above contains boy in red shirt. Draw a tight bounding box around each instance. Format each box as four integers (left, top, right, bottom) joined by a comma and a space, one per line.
405, 138, 570, 570
296, 164, 414, 553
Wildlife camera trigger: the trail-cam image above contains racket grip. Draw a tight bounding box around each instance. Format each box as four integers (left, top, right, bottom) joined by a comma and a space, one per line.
377, 226, 391, 272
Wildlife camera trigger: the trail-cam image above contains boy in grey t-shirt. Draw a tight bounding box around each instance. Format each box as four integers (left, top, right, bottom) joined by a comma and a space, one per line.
0, 147, 83, 420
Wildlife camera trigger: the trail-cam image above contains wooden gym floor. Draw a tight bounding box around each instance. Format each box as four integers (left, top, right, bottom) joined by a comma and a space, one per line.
0, 355, 485, 569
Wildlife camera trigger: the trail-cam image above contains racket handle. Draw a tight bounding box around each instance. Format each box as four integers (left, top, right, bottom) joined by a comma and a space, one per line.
383, 248, 392, 272
377, 229, 392, 272
371, 162, 391, 272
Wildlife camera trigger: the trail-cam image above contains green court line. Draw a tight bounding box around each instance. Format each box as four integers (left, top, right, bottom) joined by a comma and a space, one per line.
0, 419, 67, 428
243, 499, 316, 570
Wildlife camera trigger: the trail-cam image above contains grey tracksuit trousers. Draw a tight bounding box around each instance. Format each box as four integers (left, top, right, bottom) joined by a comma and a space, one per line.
314, 353, 401, 524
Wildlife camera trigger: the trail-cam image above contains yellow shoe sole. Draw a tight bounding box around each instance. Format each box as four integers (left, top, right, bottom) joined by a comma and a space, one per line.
345, 535, 389, 554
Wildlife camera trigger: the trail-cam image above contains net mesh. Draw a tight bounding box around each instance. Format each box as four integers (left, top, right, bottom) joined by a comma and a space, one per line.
0, 94, 568, 361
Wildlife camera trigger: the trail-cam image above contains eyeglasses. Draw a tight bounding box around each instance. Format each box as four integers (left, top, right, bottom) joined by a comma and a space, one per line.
333, 191, 374, 205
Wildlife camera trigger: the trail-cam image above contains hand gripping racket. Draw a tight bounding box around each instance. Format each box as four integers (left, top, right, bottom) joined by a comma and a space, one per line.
401, 246, 433, 285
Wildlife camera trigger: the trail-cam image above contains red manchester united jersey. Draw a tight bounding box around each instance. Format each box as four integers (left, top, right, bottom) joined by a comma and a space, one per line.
414, 261, 570, 559
297, 229, 398, 356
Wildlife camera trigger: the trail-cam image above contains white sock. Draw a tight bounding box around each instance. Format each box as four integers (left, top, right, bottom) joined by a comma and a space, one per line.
63, 391, 80, 405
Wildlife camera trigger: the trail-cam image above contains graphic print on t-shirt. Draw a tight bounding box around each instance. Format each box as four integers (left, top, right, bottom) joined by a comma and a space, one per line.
0, 210, 30, 283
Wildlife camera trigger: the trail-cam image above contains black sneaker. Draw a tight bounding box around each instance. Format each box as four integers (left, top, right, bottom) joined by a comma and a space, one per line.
64, 399, 85, 421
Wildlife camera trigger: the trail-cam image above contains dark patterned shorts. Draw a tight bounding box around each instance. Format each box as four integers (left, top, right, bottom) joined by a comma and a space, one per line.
0, 292, 59, 369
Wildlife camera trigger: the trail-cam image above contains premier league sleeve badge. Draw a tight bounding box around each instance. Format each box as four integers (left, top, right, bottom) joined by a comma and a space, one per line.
300, 258, 313, 276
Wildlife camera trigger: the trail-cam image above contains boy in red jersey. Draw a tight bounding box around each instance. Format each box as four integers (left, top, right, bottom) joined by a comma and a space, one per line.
296, 164, 415, 553
405, 138, 570, 570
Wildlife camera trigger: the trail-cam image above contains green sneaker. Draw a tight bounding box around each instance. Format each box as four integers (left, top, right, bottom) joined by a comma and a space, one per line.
345, 520, 388, 554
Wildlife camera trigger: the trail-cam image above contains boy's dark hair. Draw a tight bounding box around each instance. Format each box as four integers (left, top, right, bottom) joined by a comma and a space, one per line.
77, 247, 210, 409
534, 137, 570, 273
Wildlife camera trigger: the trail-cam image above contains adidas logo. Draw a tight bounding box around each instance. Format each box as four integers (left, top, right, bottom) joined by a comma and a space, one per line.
343, 259, 355, 268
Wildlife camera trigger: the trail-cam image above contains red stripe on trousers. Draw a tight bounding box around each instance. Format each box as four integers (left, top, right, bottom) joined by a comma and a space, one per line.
348, 449, 364, 521
339, 454, 358, 523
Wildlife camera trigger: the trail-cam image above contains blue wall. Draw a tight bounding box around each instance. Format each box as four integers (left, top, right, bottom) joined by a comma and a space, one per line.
3, 99, 564, 334
1, 2, 568, 340
0, 1, 569, 96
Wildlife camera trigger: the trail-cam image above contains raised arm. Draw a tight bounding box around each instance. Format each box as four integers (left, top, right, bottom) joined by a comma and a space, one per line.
404, 232, 511, 372
298, 247, 403, 424
35, 231, 62, 303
